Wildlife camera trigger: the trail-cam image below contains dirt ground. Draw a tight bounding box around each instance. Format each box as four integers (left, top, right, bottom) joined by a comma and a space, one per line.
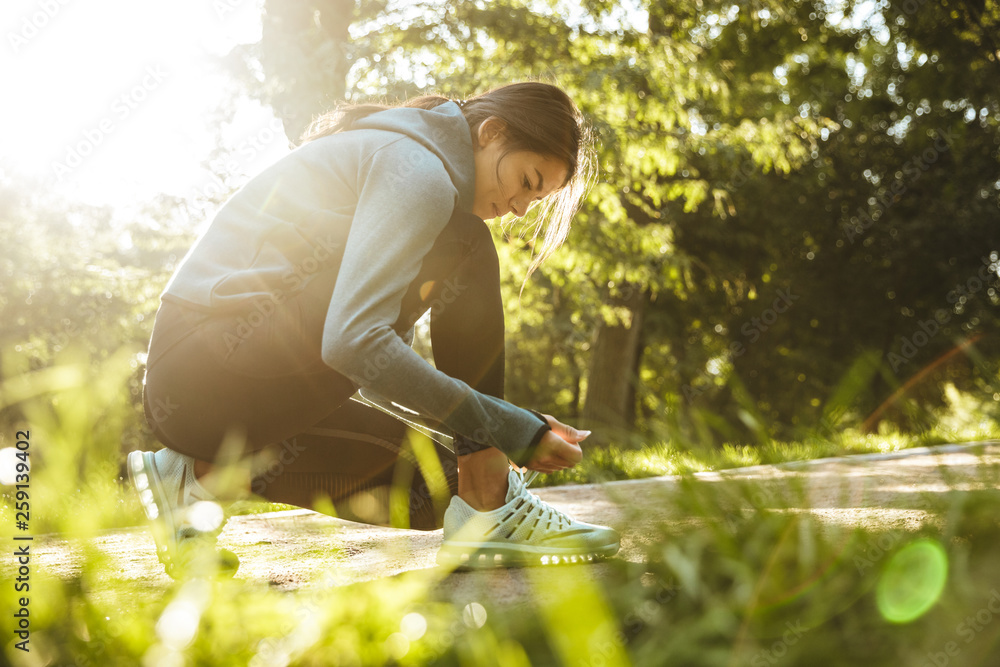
30, 441, 1000, 604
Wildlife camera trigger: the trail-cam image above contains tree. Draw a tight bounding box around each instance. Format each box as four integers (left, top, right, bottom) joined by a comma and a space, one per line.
668, 0, 1000, 436
0, 173, 198, 449
199, 0, 1000, 447
215, 0, 358, 143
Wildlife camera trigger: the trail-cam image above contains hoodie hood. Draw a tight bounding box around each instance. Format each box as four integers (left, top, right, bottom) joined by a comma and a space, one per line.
353, 101, 476, 214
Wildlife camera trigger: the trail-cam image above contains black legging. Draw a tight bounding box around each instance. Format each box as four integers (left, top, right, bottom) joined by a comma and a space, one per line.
141, 212, 504, 530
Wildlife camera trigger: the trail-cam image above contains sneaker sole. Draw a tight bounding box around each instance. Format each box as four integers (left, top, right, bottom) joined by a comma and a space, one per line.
127, 451, 238, 579
436, 539, 620, 569
126, 450, 176, 559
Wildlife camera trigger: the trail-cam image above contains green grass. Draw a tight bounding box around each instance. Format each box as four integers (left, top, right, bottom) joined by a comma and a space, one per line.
229, 427, 985, 513
534, 425, 1000, 488
5, 349, 1000, 666
9, 448, 1000, 666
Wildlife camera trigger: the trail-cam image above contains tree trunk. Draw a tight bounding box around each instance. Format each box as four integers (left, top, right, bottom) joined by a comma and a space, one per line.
260, 0, 354, 142
625, 311, 646, 431
581, 283, 646, 445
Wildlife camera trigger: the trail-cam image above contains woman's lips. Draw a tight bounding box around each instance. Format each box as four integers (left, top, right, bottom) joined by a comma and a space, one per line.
493, 204, 500, 218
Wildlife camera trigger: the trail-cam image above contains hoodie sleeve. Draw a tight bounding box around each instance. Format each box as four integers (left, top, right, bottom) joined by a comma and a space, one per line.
321, 137, 550, 465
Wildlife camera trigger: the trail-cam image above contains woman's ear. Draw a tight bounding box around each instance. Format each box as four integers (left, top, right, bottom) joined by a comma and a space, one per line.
477, 117, 506, 148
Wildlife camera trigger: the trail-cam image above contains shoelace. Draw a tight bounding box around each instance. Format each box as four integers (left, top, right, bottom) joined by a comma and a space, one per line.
513, 470, 573, 531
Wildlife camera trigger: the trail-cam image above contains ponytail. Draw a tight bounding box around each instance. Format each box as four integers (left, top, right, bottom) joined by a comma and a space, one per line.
298, 95, 452, 144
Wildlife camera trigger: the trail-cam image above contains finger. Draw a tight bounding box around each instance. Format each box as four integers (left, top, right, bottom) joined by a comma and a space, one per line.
541, 457, 575, 472
528, 433, 581, 470
551, 422, 577, 441
557, 441, 584, 465
529, 457, 557, 471
529, 455, 566, 473
552, 421, 591, 444
563, 426, 591, 442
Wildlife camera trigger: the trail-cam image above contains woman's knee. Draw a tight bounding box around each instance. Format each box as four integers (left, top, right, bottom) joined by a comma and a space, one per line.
458, 214, 500, 273
432, 212, 499, 272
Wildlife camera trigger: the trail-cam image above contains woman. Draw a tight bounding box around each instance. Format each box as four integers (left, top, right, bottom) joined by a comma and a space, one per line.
127, 81, 620, 576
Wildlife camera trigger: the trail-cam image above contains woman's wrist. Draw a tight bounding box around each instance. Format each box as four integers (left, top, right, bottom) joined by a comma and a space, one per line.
527, 408, 549, 424
509, 420, 551, 468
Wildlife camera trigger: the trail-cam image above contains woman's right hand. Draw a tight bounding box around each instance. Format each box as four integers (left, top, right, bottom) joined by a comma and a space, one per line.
523, 414, 591, 473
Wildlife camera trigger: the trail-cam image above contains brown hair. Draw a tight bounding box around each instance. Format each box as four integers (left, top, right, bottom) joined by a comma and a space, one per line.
298, 82, 595, 283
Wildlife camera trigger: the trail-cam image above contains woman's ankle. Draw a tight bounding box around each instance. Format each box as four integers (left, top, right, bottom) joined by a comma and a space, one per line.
190, 459, 252, 500
457, 448, 511, 511
193, 459, 213, 480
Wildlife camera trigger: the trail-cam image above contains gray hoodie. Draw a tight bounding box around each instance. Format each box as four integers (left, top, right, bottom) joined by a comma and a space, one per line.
161, 101, 549, 463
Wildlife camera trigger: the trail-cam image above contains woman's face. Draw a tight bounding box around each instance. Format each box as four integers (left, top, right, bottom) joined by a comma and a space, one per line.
471, 118, 569, 221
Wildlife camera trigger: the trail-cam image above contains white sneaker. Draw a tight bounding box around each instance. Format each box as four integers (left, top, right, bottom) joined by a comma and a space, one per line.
126, 448, 237, 578
436, 468, 620, 568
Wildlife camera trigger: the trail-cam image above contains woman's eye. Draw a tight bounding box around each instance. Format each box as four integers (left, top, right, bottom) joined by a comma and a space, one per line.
523, 176, 531, 189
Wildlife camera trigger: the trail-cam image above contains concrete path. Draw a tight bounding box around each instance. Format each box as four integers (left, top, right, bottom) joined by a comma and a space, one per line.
31, 441, 1000, 604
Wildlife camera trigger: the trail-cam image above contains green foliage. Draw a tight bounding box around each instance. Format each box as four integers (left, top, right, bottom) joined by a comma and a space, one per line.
187, 0, 1000, 444
535, 412, 1000, 488
310, 0, 1000, 443
0, 177, 203, 464
660, 0, 1000, 439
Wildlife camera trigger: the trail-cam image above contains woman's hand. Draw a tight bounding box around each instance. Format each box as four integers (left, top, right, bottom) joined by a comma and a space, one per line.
522, 414, 591, 474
